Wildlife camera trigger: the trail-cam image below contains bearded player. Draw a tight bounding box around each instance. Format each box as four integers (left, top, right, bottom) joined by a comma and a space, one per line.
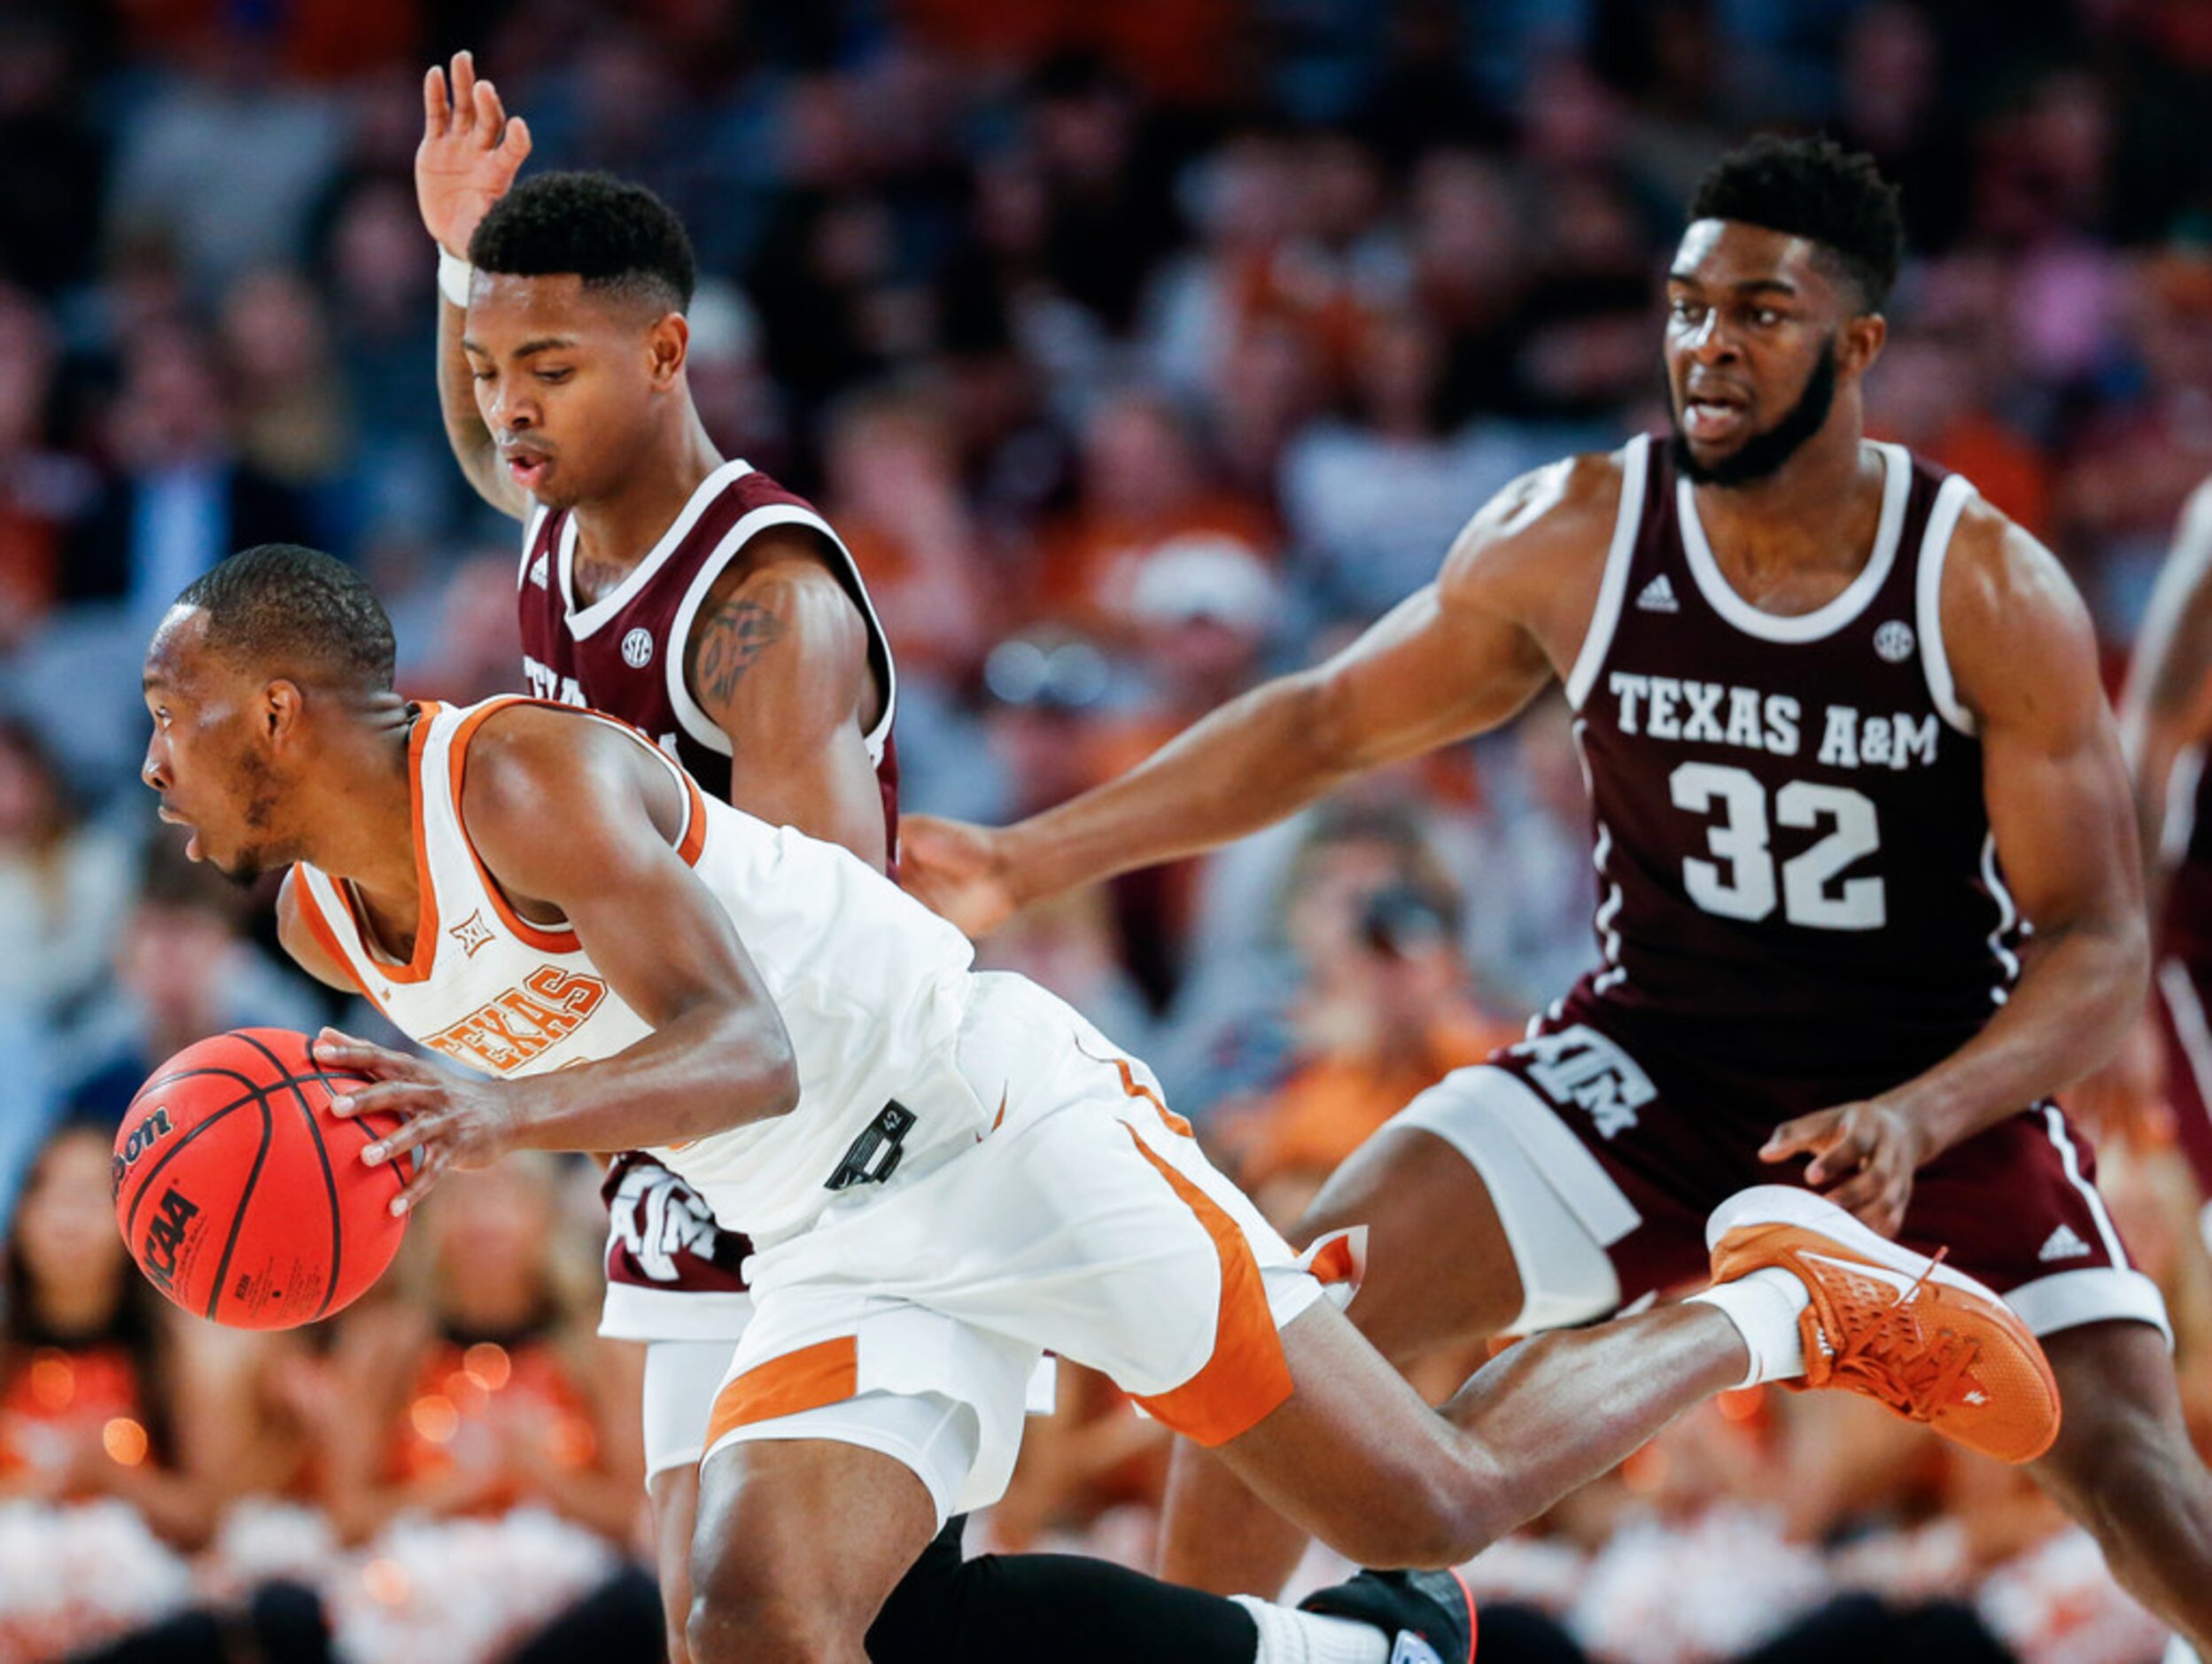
144, 544, 2064, 1664
415, 54, 902, 1658
904, 136, 2212, 1648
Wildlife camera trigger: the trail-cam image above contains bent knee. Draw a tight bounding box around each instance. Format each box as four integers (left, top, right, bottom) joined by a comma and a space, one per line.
1323, 1471, 1509, 1571
687, 1554, 871, 1664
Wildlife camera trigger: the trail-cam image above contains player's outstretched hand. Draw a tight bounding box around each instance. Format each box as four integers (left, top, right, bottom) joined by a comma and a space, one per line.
314, 1028, 522, 1215
417, 49, 532, 260
1759, 1099, 1929, 1239
900, 814, 1021, 938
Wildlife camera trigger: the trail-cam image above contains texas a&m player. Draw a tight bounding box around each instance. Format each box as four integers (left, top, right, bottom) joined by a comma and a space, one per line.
415, 53, 895, 1657
905, 136, 2212, 1651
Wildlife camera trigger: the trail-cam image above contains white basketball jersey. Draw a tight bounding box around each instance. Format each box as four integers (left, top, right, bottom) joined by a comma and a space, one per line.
290, 697, 985, 1245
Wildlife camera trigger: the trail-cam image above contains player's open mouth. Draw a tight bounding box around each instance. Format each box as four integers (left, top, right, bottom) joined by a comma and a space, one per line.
158, 805, 202, 860
505, 452, 551, 489
1683, 394, 1748, 442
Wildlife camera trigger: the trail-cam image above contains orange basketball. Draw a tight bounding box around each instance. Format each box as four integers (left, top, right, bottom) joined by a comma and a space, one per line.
113, 1028, 409, 1329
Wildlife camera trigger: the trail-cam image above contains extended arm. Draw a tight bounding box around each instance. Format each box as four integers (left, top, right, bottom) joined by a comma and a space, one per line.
903, 460, 1617, 932
319, 712, 797, 1203
417, 51, 533, 519
2119, 477, 2212, 900
684, 531, 889, 871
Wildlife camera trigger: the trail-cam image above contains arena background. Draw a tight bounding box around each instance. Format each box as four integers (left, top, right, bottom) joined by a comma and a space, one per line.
2, 0, 2211, 1658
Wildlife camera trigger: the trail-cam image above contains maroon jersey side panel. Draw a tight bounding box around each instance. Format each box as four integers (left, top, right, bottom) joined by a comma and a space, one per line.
1568, 436, 2012, 1108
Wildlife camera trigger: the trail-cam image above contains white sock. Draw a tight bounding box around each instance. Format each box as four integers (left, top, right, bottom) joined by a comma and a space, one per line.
1233, 1594, 1393, 1664
1688, 1265, 1812, 1388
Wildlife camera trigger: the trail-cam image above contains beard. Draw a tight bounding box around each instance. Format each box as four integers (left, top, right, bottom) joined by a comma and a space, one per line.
1670, 335, 1839, 487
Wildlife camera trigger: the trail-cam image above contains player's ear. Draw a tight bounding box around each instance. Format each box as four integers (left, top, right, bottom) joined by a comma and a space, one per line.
646, 311, 688, 389
1843, 311, 1886, 377
262, 679, 306, 746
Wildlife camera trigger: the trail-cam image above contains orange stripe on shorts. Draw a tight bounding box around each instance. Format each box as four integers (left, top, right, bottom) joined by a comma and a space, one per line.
1078, 1041, 1194, 1137
703, 1335, 858, 1451
1121, 1128, 1293, 1447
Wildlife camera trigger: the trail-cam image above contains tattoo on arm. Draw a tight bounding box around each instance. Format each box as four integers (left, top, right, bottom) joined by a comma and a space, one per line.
695, 597, 786, 709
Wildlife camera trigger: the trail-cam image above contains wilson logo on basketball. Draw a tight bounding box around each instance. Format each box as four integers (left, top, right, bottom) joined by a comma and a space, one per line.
112, 1106, 175, 1195
424, 966, 609, 1072
141, 1187, 200, 1294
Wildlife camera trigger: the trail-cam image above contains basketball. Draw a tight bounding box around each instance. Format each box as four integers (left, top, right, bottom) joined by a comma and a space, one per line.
113, 1028, 409, 1330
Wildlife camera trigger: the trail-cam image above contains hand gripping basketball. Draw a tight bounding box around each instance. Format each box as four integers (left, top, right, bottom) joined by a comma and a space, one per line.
314, 1028, 523, 1215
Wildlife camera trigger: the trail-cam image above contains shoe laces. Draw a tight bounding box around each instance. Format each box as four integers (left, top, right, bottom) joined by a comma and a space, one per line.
1820, 1248, 1983, 1422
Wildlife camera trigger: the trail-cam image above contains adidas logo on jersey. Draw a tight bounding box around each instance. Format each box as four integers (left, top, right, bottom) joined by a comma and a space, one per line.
2037, 1224, 2092, 1263
1635, 573, 1680, 613
529, 549, 549, 589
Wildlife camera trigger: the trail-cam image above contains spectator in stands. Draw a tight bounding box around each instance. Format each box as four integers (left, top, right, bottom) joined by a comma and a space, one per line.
61, 324, 316, 619
0, 716, 135, 1025
61, 844, 323, 1121
0, 284, 97, 639
0, 1124, 220, 1545
819, 387, 997, 683
291, 1156, 644, 1546
1033, 388, 1274, 639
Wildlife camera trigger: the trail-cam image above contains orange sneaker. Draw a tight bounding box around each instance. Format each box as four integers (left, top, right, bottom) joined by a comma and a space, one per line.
1706, 1186, 2061, 1464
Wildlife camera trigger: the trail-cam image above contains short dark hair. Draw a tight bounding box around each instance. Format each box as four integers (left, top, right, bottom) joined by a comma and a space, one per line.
175, 544, 395, 693
470, 171, 696, 315
1688, 135, 1905, 311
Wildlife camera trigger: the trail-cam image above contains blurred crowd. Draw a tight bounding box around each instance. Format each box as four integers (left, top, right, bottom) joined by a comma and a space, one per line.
3, 0, 2212, 1658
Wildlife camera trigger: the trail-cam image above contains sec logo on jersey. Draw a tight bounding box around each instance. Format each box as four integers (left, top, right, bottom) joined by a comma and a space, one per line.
622, 627, 655, 668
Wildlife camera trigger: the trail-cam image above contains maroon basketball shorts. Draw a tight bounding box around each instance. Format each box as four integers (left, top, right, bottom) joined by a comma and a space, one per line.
1388, 1003, 2171, 1343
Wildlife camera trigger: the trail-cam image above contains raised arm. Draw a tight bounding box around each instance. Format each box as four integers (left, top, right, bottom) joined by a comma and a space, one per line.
1765, 507, 2149, 1231
320, 711, 797, 1207
682, 530, 889, 872
902, 458, 1617, 934
416, 51, 534, 519
2120, 477, 2212, 897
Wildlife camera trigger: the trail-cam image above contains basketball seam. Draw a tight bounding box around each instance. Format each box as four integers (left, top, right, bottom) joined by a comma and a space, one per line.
233, 1031, 346, 1325
121, 1072, 267, 1240
201, 1096, 276, 1323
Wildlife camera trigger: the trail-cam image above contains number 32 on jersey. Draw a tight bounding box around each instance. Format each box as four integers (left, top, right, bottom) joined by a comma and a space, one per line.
1670, 762, 1883, 930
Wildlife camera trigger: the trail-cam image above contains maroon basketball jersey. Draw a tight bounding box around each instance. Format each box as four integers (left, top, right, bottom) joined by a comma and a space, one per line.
1563, 434, 2015, 1094
516, 457, 900, 857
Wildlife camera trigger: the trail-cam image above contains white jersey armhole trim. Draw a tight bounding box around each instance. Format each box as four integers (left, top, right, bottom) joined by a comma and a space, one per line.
518, 504, 550, 588
664, 504, 899, 766
1564, 433, 1651, 710
1914, 473, 1981, 736
564, 459, 759, 641
1679, 439, 1910, 643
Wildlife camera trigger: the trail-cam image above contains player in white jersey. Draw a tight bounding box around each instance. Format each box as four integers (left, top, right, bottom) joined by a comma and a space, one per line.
143, 546, 2064, 1664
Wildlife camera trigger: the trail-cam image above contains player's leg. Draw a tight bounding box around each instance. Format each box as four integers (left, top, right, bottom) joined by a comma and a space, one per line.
647, 1466, 700, 1662
1162, 1065, 1629, 1595
638, 1338, 733, 1663
695, 1384, 1476, 1664
1160, 1120, 1526, 1594
1894, 1105, 2212, 1650
1205, 1287, 1750, 1571
688, 1434, 940, 1664
2030, 1321, 2212, 1653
